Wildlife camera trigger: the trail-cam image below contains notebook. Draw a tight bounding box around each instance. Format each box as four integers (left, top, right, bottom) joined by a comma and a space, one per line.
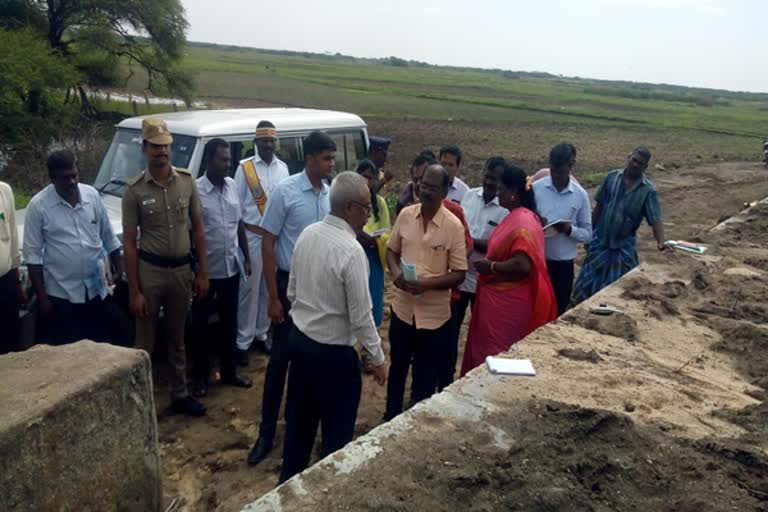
365, 228, 390, 238
485, 356, 536, 376
542, 219, 570, 239
665, 240, 706, 254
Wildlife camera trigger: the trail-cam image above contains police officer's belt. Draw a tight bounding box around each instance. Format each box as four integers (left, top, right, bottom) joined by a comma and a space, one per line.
139, 250, 191, 268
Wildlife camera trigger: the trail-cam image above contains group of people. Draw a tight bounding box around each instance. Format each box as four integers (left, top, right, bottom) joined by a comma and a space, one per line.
0, 115, 667, 484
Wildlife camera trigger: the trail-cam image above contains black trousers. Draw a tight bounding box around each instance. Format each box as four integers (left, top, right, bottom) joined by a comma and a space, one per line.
38, 295, 113, 345
258, 269, 292, 442
191, 274, 239, 381
0, 271, 20, 354
439, 291, 475, 391
279, 326, 362, 484
385, 311, 453, 421
546, 259, 575, 317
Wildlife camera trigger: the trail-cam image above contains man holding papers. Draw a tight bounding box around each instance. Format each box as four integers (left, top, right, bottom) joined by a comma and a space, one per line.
533, 144, 592, 316
385, 164, 467, 421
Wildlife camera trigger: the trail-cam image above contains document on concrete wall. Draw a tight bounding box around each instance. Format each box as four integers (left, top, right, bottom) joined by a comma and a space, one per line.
485, 356, 536, 376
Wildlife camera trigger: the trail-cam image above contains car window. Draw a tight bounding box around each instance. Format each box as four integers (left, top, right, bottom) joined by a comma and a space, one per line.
93, 129, 197, 197
276, 137, 304, 175
348, 130, 366, 171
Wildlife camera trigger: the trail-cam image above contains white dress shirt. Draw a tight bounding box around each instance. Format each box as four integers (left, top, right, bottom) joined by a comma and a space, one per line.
196, 175, 243, 279
0, 182, 21, 278
288, 215, 385, 366
23, 184, 121, 303
234, 153, 289, 227
459, 187, 509, 293
447, 176, 470, 204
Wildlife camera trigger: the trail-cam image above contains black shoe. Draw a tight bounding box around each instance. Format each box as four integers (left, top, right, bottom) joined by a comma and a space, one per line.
170, 396, 207, 417
191, 378, 208, 398
247, 437, 273, 466
254, 336, 271, 355
222, 372, 253, 389
236, 348, 249, 367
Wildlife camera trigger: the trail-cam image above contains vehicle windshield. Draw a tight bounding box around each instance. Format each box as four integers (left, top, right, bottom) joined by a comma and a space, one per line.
93, 129, 197, 197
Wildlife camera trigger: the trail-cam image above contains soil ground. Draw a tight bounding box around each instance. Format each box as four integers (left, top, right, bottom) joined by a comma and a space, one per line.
153, 160, 768, 511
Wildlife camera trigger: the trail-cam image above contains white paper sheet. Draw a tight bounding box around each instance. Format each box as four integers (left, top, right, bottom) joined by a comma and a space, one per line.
485, 356, 536, 376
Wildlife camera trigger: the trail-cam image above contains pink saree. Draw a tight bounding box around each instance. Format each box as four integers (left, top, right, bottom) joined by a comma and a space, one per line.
460, 207, 557, 376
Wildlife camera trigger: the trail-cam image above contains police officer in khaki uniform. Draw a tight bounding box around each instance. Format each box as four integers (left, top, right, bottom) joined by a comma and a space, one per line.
122, 118, 210, 417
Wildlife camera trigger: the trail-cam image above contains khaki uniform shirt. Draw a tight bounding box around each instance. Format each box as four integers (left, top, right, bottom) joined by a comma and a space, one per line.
122, 167, 202, 258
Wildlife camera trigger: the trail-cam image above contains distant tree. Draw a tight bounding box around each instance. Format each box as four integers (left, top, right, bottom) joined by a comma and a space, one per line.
0, 0, 193, 115
0, 27, 79, 144
384, 56, 409, 67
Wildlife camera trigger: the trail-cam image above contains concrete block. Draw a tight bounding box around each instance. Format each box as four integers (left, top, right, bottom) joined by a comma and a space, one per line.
0, 341, 160, 512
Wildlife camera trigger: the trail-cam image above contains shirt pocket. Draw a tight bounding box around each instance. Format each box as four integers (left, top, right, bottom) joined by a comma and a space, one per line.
224, 197, 242, 225
139, 198, 163, 229
174, 197, 190, 226
424, 244, 449, 275
80, 207, 103, 248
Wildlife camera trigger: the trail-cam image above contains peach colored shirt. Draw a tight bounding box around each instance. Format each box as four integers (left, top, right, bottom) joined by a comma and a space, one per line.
387, 204, 468, 329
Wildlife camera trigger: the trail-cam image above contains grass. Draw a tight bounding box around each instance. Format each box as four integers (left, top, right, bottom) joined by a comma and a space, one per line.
117, 42, 768, 182
580, 171, 610, 188
14, 190, 31, 209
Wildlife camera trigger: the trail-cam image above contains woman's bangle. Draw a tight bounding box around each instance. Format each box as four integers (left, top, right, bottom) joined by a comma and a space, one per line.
490, 261, 496, 273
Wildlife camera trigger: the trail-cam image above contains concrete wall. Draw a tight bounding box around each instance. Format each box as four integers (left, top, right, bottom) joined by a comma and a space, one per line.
243, 198, 768, 511
0, 341, 161, 512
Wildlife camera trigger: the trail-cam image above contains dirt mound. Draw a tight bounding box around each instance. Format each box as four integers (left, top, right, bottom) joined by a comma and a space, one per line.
714, 202, 768, 245
621, 276, 686, 318
328, 401, 768, 512
572, 313, 639, 342
557, 348, 604, 363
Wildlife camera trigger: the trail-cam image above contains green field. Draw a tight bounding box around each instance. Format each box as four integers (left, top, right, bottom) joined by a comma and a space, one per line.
122, 43, 768, 181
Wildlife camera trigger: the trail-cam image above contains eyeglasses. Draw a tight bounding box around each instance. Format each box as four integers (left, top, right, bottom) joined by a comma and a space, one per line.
419, 183, 440, 193
350, 200, 372, 214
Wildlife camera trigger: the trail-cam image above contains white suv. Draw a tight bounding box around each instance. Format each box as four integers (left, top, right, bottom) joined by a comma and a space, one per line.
17, 107, 371, 343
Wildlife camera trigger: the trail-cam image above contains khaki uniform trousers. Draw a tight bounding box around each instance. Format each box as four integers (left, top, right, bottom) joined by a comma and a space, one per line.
135, 260, 193, 400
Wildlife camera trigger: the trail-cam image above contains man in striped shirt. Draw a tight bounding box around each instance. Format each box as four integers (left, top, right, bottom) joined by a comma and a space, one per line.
279, 172, 388, 483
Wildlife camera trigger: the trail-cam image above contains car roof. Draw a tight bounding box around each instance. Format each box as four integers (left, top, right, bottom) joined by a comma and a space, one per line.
117, 108, 367, 137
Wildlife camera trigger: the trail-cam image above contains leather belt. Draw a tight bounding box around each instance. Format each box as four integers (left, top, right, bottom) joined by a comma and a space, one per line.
139, 250, 190, 269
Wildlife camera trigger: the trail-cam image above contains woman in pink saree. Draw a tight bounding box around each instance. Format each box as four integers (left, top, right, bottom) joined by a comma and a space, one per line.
461, 164, 557, 375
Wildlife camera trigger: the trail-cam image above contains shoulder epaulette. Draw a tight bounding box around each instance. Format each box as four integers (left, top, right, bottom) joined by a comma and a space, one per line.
127, 172, 145, 187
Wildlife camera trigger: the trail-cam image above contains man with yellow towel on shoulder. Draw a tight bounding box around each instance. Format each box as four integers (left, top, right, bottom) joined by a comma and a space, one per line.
234, 121, 289, 365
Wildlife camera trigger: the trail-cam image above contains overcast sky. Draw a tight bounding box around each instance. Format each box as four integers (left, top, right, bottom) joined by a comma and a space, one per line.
182, 0, 766, 93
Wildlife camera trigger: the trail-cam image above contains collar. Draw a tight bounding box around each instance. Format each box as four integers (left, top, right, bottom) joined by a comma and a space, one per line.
200, 174, 226, 193
617, 169, 651, 190
144, 166, 178, 185
324, 214, 356, 237
254, 152, 279, 167
47, 183, 86, 207
475, 187, 500, 206
544, 176, 574, 194
299, 170, 329, 195
417, 203, 447, 227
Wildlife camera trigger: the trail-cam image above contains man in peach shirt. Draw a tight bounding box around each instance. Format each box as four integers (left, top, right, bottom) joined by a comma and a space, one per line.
385, 164, 467, 421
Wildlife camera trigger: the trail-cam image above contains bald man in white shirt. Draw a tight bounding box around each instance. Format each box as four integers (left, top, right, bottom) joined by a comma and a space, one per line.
279, 171, 388, 484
